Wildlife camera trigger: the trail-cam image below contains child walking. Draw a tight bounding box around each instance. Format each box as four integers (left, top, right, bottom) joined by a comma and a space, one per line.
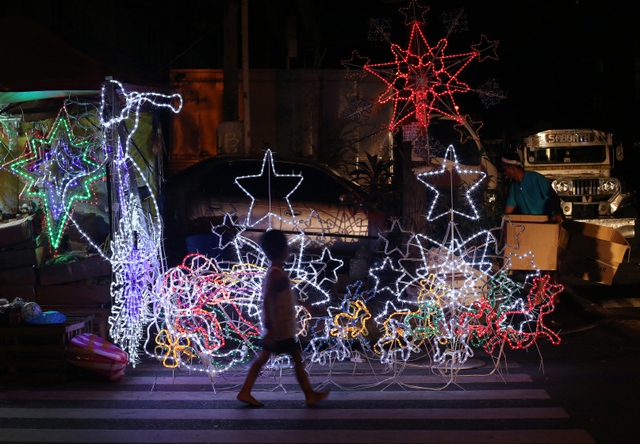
237, 229, 329, 407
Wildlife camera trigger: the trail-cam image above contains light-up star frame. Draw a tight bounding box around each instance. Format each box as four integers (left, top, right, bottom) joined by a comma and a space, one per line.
344, 3, 501, 132
143, 142, 562, 386
5, 106, 104, 251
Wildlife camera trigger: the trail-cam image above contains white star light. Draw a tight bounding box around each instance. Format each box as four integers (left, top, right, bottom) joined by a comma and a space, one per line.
234, 149, 303, 228
416, 144, 486, 222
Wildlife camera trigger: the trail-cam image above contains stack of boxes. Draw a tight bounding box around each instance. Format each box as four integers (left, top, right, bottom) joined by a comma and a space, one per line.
0, 215, 43, 302
0, 215, 111, 338
502, 214, 630, 285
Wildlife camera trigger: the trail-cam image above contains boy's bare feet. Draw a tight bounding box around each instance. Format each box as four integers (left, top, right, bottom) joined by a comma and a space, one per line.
305, 390, 329, 405
237, 393, 264, 407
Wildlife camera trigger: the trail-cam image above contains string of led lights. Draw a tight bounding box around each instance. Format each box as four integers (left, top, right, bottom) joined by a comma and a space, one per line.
343, 1, 502, 133
140, 144, 562, 385
98, 80, 183, 365
4, 106, 105, 251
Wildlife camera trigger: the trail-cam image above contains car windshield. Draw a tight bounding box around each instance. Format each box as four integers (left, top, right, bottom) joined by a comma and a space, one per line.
526, 145, 606, 164
198, 160, 354, 204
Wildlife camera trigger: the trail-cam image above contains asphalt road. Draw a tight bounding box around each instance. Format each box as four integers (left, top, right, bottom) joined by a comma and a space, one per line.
535, 245, 640, 443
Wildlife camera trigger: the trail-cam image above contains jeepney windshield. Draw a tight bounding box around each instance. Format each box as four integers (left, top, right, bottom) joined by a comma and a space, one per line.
525, 145, 606, 164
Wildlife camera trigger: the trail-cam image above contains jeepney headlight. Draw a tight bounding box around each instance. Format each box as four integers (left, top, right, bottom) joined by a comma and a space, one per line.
554, 180, 571, 194
601, 180, 618, 193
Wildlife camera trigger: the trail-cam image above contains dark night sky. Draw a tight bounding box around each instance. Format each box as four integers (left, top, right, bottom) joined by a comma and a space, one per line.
1, 1, 639, 145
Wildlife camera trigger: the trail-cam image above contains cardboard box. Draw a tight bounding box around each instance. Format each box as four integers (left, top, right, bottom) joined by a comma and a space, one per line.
6, 234, 49, 251
0, 266, 37, 285
0, 246, 44, 270
0, 215, 34, 247
502, 215, 565, 271
559, 221, 629, 285
38, 255, 112, 285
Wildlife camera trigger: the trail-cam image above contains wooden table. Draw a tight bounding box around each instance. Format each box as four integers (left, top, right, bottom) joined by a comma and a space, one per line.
0, 315, 94, 385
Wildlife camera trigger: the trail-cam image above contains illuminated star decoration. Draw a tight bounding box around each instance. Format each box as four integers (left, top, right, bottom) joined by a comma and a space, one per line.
6, 106, 103, 251
234, 148, 303, 229
341, 51, 371, 80
350, 4, 499, 132
399, 0, 429, 25
416, 144, 486, 222
471, 34, 500, 62
146, 148, 342, 374
308, 247, 344, 289
362, 143, 561, 369
454, 115, 484, 145
362, 19, 473, 129
140, 142, 562, 383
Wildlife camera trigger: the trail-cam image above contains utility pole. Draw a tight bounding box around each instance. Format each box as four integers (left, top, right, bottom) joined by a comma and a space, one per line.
223, 0, 239, 122
241, 0, 251, 155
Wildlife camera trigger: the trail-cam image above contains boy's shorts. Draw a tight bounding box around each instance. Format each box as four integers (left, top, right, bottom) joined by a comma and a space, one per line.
263, 337, 297, 355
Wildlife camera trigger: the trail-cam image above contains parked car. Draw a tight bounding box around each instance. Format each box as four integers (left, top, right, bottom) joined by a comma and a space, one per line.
162, 153, 380, 265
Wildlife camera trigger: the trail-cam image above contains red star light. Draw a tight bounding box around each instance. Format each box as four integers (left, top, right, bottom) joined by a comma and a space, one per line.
363, 21, 479, 130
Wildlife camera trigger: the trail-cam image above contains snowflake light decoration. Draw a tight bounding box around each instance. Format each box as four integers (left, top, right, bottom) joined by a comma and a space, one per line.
344, 98, 373, 125
367, 18, 392, 42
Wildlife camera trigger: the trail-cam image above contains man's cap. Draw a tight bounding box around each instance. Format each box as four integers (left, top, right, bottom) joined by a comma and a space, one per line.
501, 151, 521, 166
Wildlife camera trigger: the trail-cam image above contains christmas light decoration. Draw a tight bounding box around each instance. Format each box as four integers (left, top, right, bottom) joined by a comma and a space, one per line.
5, 106, 104, 251
146, 243, 335, 374
416, 144, 486, 222
344, 2, 502, 132
99, 79, 183, 365
361, 143, 561, 370
143, 146, 339, 373
306, 281, 375, 366
147, 253, 263, 374
234, 149, 303, 229
142, 142, 562, 382
461, 274, 562, 353
362, 21, 492, 130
